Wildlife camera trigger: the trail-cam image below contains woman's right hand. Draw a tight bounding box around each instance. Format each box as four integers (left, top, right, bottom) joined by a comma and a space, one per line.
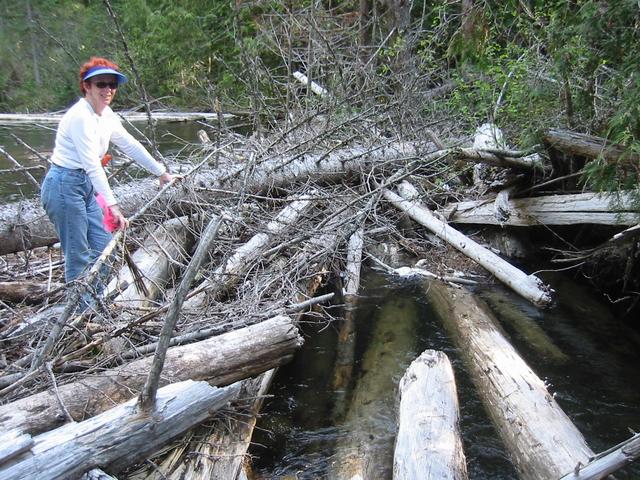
109, 204, 130, 230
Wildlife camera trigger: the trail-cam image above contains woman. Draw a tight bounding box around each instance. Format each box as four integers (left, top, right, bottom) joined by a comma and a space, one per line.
41, 56, 174, 289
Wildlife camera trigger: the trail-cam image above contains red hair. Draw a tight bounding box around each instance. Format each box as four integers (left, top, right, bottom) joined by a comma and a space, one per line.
78, 57, 121, 95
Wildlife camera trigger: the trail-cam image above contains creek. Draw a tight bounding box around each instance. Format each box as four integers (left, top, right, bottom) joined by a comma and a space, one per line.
250, 268, 640, 479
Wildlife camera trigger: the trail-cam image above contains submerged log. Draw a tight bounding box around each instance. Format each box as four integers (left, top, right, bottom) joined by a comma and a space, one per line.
0, 314, 302, 436
331, 229, 364, 421
0, 380, 241, 480
331, 294, 420, 480
394, 350, 468, 480
385, 180, 553, 307
423, 280, 594, 480
479, 288, 569, 364
438, 192, 640, 226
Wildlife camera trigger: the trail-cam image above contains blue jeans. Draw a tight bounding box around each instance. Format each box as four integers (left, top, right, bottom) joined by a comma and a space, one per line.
41, 164, 112, 285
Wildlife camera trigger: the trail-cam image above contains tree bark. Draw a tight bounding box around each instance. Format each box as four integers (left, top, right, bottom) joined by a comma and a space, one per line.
0, 314, 302, 436
393, 350, 468, 480
0, 380, 241, 480
439, 191, 640, 226
543, 128, 639, 163
423, 280, 594, 480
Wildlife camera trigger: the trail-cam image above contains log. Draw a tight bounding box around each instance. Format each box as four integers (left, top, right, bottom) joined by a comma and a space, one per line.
478, 287, 569, 364
331, 294, 420, 480
558, 432, 640, 479
543, 128, 639, 164
332, 229, 363, 420
0, 280, 63, 305
0, 429, 33, 464
0, 142, 422, 256
438, 192, 640, 226
0, 112, 224, 125
385, 180, 553, 307
0, 314, 302, 436
393, 350, 468, 480
0, 380, 241, 480
423, 280, 594, 480
106, 215, 195, 309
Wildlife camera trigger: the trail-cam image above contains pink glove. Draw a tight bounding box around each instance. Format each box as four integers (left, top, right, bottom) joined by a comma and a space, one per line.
96, 193, 120, 232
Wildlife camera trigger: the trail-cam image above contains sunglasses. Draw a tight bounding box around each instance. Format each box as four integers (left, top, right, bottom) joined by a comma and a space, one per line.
93, 81, 119, 90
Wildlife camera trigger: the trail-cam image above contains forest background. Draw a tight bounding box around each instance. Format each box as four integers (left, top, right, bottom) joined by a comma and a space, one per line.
2, 0, 640, 199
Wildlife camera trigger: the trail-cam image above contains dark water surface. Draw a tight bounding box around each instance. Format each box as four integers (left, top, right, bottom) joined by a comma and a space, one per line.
0, 120, 212, 201
250, 269, 640, 479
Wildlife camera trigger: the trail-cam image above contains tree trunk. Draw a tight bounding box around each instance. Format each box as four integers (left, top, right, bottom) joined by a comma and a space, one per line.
0, 380, 241, 480
0, 314, 302, 436
106, 215, 195, 309
0, 281, 63, 305
0, 142, 420, 256
423, 280, 594, 480
439, 191, 640, 226
385, 180, 553, 307
394, 350, 468, 480
543, 128, 639, 164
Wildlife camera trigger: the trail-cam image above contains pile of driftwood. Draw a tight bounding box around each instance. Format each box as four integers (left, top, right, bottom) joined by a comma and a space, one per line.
0, 117, 639, 479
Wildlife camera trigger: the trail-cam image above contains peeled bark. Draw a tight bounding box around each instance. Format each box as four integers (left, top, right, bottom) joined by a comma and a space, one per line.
394, 350, 468, 480
0, 314, 302, 436
543, 129, 639, 164
423, 280, 594, 480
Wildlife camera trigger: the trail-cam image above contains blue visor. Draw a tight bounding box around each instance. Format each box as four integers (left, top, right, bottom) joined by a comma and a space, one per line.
83, 66, 128, 85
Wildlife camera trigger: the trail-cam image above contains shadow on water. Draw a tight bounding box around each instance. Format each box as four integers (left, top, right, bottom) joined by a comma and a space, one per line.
250, 268, 640, 479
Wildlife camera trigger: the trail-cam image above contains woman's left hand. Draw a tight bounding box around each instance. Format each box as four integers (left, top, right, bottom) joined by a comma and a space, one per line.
158, 172, 181, 187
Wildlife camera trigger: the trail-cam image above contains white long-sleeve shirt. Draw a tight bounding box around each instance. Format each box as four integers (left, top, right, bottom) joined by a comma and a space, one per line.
50, 98, 166, 206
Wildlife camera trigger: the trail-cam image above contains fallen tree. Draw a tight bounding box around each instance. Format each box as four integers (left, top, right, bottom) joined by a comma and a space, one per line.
438, 191, 640, 226
393, 349, 468, 480
384, 180, 553, 307
423, 279, 594, 480
0, 314, 302, 435
0, 380, 241, 480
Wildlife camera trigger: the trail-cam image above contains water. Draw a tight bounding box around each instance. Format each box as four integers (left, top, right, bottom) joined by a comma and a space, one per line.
250, 269, 640, 479
0, 119, 219, 201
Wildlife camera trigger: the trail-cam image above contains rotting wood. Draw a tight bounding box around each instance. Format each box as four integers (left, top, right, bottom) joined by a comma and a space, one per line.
438, 191, 640, 226
558, 432, 640, 480
384, 180, 553, 307
0, 380, 241, 480
423, 279, 594, 480
0, 314, 302, 436
393, 350, 468, 480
